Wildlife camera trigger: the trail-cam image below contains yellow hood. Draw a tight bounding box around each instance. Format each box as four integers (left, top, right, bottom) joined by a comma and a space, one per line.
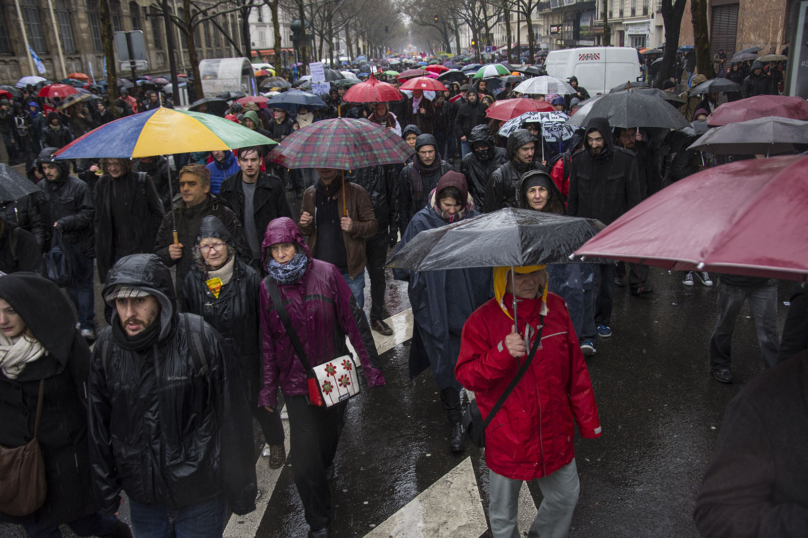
493, 265, 549, 320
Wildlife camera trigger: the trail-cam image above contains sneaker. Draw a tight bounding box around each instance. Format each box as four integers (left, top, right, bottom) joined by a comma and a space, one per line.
613, 276, 625, 287
268, 444, 286, 469
683, 272, 695, 286
711, 368, 733, 384
80, 328, 96, 340
695, 271, 714, 287
371, 319, 393, 336
262, 445, 271, 457
631, 285, 654, 296
597, 325, 612, 338
580, 341, 597, 355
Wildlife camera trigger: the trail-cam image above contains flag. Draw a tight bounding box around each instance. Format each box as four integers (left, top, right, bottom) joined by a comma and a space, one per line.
29, 46, 46, 74
88, 61, 95, 83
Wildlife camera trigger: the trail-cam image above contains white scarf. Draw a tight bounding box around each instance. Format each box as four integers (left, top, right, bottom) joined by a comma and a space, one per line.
296, 112, 314, 128
0, 333, 46, 379
208, 255, 236, 287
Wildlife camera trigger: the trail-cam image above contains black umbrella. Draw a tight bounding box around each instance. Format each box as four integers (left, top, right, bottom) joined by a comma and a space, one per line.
0, 164, 41, 203
688, 117, 808, 156
501, 75, 526, 85
642, 48, 663, 55
0, 85, 23, 99
323, 69, 345, 82
633, 88, 686, 105
580, 91, 690, 130
188, 97, 228, 117
609, 80, 650, 93
736, 46, 762, 55
437, 70, 467, 84
513, 65, 545, 76
267, 90, 328, 110
690, 78, 742, 95
260, 77, 291, 89
386, 208, 605, 272
216, 91, 247, 101
731, 52, 758, 63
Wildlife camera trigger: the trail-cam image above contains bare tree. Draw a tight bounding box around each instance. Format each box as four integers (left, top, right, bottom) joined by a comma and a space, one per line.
602, 0, 610, 46
98, 0, 119, 116
690, 0, 712, 78
654, 0, 687, 87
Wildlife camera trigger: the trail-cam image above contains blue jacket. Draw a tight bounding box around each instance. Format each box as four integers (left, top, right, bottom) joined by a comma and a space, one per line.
206, 151, 240, 194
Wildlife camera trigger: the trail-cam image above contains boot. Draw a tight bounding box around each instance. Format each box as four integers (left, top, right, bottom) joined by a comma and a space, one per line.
107, 520, 134, 538
268, 444, 286, 469
450, 422, 464, 453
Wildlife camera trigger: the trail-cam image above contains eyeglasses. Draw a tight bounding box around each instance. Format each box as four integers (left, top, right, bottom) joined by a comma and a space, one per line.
198, 242, 226, 253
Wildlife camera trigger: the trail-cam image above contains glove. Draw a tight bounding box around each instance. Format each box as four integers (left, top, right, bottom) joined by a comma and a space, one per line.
388, 231, 398, 249
54, 220, 64, 231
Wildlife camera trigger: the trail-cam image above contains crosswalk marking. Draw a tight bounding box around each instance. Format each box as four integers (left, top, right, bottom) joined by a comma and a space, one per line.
363, 457, 488, 538
372, 308, 414, 355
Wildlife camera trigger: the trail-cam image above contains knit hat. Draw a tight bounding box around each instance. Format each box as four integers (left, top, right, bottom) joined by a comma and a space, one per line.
47, 112, 60, 123
570, 97, 580, 109
551, 96, 566, 106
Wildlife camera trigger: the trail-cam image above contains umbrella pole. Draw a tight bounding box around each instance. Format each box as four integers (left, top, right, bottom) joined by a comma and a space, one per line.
165, 155, 178, 244
511, 266, 519, 337
342, 169, 347, 217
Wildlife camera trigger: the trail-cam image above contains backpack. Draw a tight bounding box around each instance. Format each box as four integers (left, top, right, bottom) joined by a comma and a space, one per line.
548, 152, 572, 198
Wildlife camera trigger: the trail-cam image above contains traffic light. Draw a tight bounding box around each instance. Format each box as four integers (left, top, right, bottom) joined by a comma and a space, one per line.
471, 40, 476, 46
434, 15, 439, 22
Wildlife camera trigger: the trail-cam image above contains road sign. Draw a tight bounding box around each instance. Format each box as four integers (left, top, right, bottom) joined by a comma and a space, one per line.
114, 31, 147, 63
485, 46, 492, 53
120, 60, 148, 71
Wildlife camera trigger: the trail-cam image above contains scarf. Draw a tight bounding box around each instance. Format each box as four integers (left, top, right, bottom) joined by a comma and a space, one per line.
412, 95, 422, 114
111, 316, 161, 352
512, 158, 534, 175
296, 112, 314, 128
430, 188, 474, 223
411, 155, 442, 206
369, 112, 395, 130
266, 250, 309, 285
49, 123, 62, 131
0, 333, 46, 379
206, 255, 235, 286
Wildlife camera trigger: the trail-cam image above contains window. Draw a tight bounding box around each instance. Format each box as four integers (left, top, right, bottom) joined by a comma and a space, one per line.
150, 6, 162, 49
21, 0, 47, 53
193, 10, 201, 46
177, 7, 187, 48
88, 10, 103, 52
0, 6, 13, 54
55, 0, 76, 52
212, 14, 220, 47
204, 20, 212, 48
230, 14, 240, 53
631, 0, 636, 16
643, 0, 649, 15
630, 34, 645, 47
130, 1, 141, 30
109, 0, 122, 32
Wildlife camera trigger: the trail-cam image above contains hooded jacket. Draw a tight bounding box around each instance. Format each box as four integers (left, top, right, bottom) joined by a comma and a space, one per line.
742, 61, 775, 98
181, 217, 264, 403
399, 133, 454, 232
484, 129, 545, 213
453, 90, 488, 140
88, 254, 257, 515
0, 218, 44, 275
456, 279, 601, 481
37, 148, 95, 257
401, 124, 422, 165
567, 118, 642, 225
348, 164, 399, 235
258, 218, 385, 408
0, 192, 46, 249
461, 125, 508, 207
41, 114, 72, 149
0, 274, 97, 527
205, 150, 241, 195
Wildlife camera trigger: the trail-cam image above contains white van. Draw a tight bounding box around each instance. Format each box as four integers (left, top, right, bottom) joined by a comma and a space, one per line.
544, 47, 641, 96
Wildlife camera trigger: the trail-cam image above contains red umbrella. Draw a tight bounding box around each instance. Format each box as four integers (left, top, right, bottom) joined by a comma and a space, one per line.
707, 95, 808, 126
67, 72, 90, 81
343, 73, 403, 103
425, 64, 449, 74
236, 95, 270, 109
399, 77, 448, 92
397, 69, 428, 81
0, 90, 12, 100
486, 98, 554, 121
575, 155, 808, 282
38, 84, 78, 98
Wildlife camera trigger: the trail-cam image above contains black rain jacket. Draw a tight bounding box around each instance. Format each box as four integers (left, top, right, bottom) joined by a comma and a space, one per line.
38, 154, 95, 257
0, 193, 46, 249
484, 129, 545, 213
452, 92, 488, 140
348, 165, 399, 237
460, 125, 508, 207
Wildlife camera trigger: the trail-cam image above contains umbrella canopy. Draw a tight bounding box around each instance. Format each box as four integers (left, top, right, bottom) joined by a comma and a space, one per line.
384, 70, 400, 77
340, 71, 360, 80
236, 95, 269, 108
514, 76, 575, 96
688, 117, 808, 155
399, 77, 448, 92
632, 87, 686, 105
216, 91, 247, 101
574, 91, 689, 130
260, 77, 292, 89
642, 48, 662, 55
323, 69, 345, 82
15, 76, 47, 88
254, 69, 272, 77
53, 107, 276, 159
151, 77, 170, 85
266, 90, 328, 110
38, 84, 78, 98
332, 79, 360, 88
0, 90, 13, 100
707, 95, 808, 126
267, 117, 414, 170
188, 97, 228, 115
567, 95, 605, 127
512, 65, 545, 76
758, 54, 788, 63
437, 70, 466, 84
689, 78, 742, 95
0, 86, 23, 99
501, 75, 526, 85
609, 80, 650, 93
67, 72, 90, 81
55, 93, 101, 111
473, 64, 511, 80
461, 64, 482, 72
387, 208, 605, 271
0, 164, 40, 203
397, 69, 428, 80
343, 73, 402, 103
576, 155, 808, 282
737, 46, 762, 54
486, 98, 554, 121
425, 64, 449, 74
730, 52, 758, 63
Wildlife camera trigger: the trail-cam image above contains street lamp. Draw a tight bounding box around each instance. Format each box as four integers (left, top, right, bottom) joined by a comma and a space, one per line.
135, 0, 179, 99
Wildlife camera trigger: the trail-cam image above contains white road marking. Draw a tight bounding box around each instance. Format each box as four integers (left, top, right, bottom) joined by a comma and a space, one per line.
363, 457, 488, 538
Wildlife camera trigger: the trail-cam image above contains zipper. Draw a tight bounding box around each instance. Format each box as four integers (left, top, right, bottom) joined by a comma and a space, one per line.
535, 329, 547, 477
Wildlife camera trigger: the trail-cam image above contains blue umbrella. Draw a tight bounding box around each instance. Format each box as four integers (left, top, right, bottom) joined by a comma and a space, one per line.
357, 55, 368, 61
461, 63, 482, 72
417, 61, 428, 66
266, 90, 328, 110
678, 45, 694, 52
358, 72, 369, 78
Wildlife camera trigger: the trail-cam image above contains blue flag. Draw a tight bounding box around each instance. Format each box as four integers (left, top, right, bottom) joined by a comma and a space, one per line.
29, 46, 46, 75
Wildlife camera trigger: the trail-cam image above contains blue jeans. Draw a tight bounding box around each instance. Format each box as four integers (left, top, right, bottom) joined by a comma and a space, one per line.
129, 494, 228, 538
342, 272, 365, 309
23, 511, 119, 538
66, 257, 95, 330
460, 140, 472, 159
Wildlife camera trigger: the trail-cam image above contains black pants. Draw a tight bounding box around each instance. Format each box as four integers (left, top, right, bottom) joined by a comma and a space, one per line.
440, 387, 463, 424
595, 264, 616, 326
253, 404, 285, 446
616, 262, 649, 291
365, 232, 389, 322
286, 395, 348, 531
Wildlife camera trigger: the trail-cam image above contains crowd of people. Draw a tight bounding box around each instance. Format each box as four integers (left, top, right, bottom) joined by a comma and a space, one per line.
0, 43, 805, 538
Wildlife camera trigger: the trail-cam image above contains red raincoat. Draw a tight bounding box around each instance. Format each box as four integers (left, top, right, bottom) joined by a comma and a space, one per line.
456, 292, 601, 481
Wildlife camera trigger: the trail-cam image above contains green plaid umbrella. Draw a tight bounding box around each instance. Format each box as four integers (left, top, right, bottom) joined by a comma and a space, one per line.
267, 118, 414, 170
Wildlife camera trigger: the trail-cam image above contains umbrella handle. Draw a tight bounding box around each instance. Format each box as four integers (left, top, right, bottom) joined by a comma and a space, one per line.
511, 266, 519, 337
342, 170, 347, 217
173, 231, 179, 245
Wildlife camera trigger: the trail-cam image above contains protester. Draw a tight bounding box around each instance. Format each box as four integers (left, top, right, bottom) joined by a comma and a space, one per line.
548, 130, 584, 200
460, 124, 508, 207
135, 156, 175, 213
484, 129, 545, 212
453, 89, 488, 158
38, 147, 96, 340
206, 150, 240, 195
41, 113, 72, 150
566, 118, 641, 339
401, 124, 421, 161
182, 216, 286, 468
551, 96, 567, 112
741, 60, 773, 98
708, 274, 780, 384
410, 90, 434, 135
218, 146, 292, 268
393, 172, 491, 453
368, 102, 402, 136
0, 100, 16, 164
0, 192, 46, 250
456, 264, 601, 538
778, 283, 807, 362
259, 217, 385, 538
95, 101, 115, 126
0, 214, 42, 275
154, 163, 250, 303
298, 168, 378, 307
567, 76, 590, 103
89, 254, 257, 536
94, 157, 164, 283
399, 133, 453, 232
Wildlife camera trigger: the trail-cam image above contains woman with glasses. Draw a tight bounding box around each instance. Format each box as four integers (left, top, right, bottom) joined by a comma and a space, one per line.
181, 216, 286, 469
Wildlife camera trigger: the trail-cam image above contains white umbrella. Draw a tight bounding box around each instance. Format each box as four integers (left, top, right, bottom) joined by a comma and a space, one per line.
514, 75, 576, 96
15, 76, 47, 88
340, 71, 359, 80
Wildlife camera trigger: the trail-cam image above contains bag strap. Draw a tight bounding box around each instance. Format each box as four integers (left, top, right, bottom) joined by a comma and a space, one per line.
182, 313, 210, 377
263, 276, 312, 373
482, 316, 544, 430
33, 379, 45, 439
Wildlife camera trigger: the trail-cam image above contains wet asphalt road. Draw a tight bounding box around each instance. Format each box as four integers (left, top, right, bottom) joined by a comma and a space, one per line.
0, 187, 794, 537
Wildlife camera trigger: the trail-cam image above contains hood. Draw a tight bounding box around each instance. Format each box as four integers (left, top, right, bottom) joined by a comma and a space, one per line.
492, 265, 549, 320
27, 102, 40, 117
0, 273, 79, 365
402, 124, 422, 139
196, 215, 233, 246
212, 150, 236, 169
692, 108, 710, 121
690, 74, 708, 87
37, 147, 70, 180
469, 124, 495, 148
415, 133, 438, 152
518, 169, 565, 212
584, 117, 614, 157
506, 129, 537, 160
435, 171, 469, 208
102, 254, 177, 343
751, 60, 764, 72
243, 110, 260, 127
568, 130, 584, 153
262, 216, 311, 265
